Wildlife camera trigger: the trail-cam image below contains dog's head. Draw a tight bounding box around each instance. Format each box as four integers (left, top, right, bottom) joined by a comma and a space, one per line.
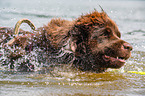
70, 11, 132, 72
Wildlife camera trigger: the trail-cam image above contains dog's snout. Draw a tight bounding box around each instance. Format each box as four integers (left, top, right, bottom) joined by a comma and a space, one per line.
123, 43, 133, 51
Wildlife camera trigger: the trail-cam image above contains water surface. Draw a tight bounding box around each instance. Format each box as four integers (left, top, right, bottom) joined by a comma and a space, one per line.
0, 0, 145, 96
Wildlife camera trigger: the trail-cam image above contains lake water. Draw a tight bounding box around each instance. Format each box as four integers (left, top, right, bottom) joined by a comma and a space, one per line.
0, 0, 145, 96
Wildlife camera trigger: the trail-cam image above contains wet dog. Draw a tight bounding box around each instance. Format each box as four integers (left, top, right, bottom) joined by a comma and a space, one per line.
0, 10, 132, 72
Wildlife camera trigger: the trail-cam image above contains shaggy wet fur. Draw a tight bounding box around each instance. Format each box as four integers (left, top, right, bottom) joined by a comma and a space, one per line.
0, 11, 132, 72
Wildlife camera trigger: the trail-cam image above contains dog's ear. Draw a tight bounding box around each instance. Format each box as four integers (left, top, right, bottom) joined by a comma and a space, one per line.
70, 24, 90, 42
69, 24, 90, 56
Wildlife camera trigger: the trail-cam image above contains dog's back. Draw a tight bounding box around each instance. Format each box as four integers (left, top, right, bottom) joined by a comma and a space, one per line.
34, 19, 74, 51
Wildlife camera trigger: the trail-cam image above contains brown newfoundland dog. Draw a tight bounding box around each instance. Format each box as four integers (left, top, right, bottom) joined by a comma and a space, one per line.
0, 10, 132, 72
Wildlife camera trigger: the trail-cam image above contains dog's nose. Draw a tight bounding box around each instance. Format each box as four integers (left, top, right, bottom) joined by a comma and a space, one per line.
123, 43, 133, 51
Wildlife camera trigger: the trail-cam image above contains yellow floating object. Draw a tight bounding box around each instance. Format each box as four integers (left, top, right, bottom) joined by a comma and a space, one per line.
127, 71, 145, 75
6, 18, 36, 46
14, 18, 36, 37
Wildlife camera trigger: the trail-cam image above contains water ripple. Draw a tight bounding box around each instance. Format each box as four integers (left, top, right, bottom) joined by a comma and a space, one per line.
126, 29, 145, 35
8, 11, 76, 19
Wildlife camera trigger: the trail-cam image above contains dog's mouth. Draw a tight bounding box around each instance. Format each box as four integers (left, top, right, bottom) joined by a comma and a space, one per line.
104, 55, 126, 63
103, 55, 126, 68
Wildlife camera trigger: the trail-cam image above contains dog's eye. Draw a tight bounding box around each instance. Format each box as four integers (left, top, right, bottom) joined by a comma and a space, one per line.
101, 28, 112, 38
100, 31, 110, 37
91, 36, 98, 39
105, 31, 110, 36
